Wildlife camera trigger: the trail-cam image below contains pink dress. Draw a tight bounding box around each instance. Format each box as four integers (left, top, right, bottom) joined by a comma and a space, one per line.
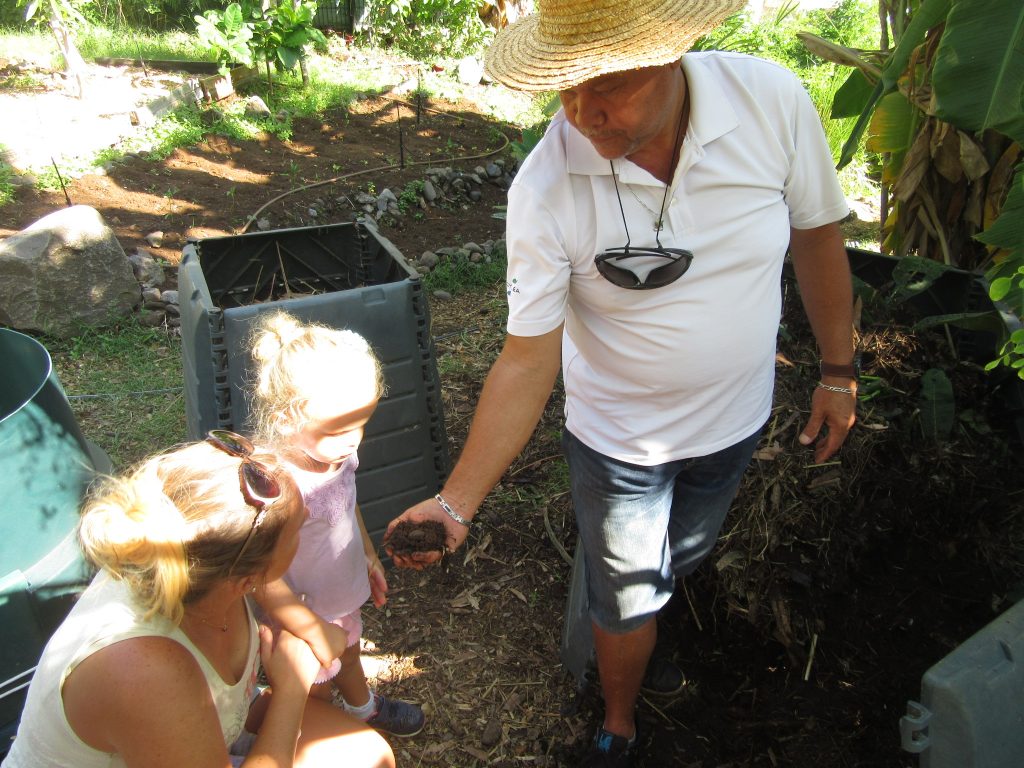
284, 453, 371, 638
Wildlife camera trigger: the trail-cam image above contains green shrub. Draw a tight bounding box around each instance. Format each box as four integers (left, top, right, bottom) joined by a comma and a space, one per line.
0, 157, 15, 206
694, 0, 879, 168
363, 0, 491, 60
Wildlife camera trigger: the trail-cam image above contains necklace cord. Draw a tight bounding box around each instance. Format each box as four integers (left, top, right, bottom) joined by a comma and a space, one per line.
609, 85, 689, 249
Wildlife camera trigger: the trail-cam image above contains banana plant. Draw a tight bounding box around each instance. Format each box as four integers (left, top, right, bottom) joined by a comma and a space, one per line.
799, 0, 1024, 378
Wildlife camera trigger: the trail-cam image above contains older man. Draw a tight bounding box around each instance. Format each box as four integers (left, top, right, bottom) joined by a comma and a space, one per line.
387, 0, 857, 764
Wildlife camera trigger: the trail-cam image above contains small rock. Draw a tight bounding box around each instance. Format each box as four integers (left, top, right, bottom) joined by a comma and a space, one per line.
481, 714, 502, 748
129, 249, 165, 286
243, 95, 271, 119
419, 251, 439, 269
137, 309, 165, 327
257, 218, 272, 231
200, 107, 224, 126
145, 231, 164, 248
432, 289, 453, 300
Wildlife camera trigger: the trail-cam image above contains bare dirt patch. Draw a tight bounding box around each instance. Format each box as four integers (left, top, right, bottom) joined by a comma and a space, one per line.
0, 60, 193, 172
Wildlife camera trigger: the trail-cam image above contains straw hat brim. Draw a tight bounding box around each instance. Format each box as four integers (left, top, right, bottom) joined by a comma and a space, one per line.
484, 0, 747, 92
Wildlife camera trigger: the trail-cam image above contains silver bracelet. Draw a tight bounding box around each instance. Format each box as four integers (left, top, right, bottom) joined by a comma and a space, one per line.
435, 493, 471, 527
817, 381, 855, 395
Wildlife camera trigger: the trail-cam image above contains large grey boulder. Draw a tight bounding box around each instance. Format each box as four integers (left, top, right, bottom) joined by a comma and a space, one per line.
0, 205, 139, 337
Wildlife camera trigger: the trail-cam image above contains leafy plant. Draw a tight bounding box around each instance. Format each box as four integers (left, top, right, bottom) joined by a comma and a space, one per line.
397, 179, 425, 213
0, 158, 15, 207
195, 2, 254, 70
250, 0, 326, 75
364, 0, 490, 59
195, 0, 326, 91
918, 367, 955, 440
801, 0, 1023, 377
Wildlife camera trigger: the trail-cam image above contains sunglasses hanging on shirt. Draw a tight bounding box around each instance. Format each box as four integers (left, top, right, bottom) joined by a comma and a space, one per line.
596, 98, 693, 290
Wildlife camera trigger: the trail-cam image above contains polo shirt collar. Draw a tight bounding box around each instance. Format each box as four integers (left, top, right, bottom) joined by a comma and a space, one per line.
564, 54, 739, 183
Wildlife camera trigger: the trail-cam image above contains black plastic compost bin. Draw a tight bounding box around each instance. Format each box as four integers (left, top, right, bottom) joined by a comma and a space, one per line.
177, 220, 449, 546
0, 328, 110, 752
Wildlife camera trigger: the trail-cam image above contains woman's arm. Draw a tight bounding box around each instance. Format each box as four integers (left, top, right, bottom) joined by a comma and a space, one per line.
62, 636, 236, 768
255, 579, 348, 668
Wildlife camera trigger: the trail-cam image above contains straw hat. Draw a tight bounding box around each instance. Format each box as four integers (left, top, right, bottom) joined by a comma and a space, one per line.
484, 0, 747, 92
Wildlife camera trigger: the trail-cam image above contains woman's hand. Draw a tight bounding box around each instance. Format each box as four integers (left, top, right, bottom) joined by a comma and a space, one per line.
259, 624, 321, 697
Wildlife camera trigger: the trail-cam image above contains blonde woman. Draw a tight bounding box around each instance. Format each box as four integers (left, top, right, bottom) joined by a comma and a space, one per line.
2, 436, 394, 768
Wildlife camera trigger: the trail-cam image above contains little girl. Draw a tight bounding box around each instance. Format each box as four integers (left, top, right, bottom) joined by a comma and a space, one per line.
247, 310, 425, 738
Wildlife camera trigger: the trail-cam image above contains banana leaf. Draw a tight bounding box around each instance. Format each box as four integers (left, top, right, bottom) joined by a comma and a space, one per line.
918, 367, 955, 440
834, 0, 952, 169
932, 0, 1024, 145
831, 69, 876, 120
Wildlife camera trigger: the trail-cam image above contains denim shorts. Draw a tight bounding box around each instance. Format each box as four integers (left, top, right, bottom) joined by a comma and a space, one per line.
562, 427, 762, 633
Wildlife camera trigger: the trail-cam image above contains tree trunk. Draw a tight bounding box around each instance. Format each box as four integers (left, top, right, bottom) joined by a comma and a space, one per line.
48, 4, 88, 99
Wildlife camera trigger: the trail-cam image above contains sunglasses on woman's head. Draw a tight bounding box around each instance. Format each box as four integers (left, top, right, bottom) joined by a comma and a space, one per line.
205, 429, 282, 575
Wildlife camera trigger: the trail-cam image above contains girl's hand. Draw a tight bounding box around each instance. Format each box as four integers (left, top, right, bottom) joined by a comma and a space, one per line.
367, 556, 388, 608
259, 625, 320, 697
320, 620, 350, 667
303, 619, 349, 669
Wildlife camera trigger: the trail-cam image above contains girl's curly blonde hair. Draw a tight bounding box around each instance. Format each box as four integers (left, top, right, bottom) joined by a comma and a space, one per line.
247, 311, 384, 445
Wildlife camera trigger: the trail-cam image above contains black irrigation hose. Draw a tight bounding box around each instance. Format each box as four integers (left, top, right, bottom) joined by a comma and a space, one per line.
239, 96, 512, 234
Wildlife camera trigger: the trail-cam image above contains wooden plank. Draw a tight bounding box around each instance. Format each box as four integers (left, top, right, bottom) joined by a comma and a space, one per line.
94, 58, 221, 75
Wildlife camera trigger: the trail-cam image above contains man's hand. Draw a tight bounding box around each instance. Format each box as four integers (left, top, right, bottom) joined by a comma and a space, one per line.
384, 496, 471, 570
799, 384, 856, 463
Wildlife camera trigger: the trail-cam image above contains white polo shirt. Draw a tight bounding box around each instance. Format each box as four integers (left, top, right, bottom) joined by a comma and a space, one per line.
504, 51, 849, 465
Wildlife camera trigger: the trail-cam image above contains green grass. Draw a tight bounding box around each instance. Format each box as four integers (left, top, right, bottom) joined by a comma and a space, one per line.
0, 28, 61, 67
423, 252, 507, 296
0, 153, 14, 205
44, 319, 186, 470
75, 27, 214, 62
0, 26, 212, 66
